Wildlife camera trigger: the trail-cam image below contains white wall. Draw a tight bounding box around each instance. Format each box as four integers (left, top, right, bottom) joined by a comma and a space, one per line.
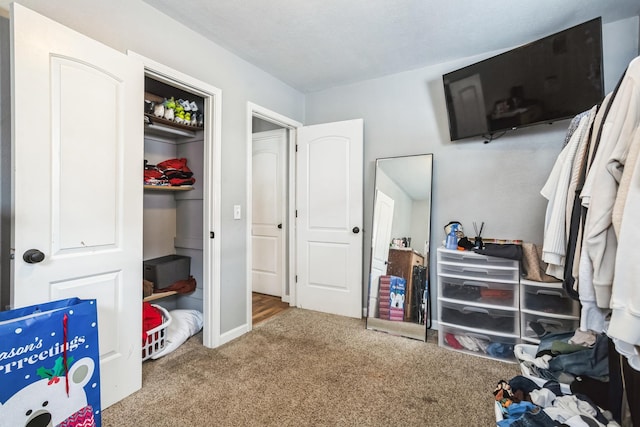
305, 16, 640, 314
0, 0, 305, 333
410, 200, 430, 256
376, 170, 412, 240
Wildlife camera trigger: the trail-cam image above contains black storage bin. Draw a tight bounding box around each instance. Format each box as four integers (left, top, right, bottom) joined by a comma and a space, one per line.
143, 255, 191, 290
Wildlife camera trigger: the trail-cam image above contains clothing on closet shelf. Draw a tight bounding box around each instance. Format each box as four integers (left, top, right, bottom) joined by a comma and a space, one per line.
540, 54, 640, 374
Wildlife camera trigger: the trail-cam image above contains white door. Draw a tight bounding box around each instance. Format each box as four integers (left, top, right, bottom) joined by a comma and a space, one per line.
11, 4, 143, 408
252, 129, 287, 297
368, 190, 394, 317
296, 119, 363, 318
449, 74, 488, 138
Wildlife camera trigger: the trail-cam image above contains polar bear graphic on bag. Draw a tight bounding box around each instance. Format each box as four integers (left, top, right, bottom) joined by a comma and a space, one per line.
0, 357, 97, 427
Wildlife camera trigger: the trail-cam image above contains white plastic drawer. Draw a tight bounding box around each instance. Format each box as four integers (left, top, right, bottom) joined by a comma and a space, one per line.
521, 282, 579, 317
437, 248, 518, 268
521, 311, 579, 342
438, 261, 519, 282
438, 324, 518, 362
439, 276, 518, 308
439, 300, 518, 335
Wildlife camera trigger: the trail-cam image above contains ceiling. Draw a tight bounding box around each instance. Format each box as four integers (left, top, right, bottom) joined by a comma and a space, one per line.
142, 0, 640, 93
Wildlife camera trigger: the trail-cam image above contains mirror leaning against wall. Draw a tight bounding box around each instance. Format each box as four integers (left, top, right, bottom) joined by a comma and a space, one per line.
366, 154, 433, 341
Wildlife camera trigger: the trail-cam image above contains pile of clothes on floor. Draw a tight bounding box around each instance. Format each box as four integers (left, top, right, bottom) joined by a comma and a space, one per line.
517, 330, 608, 386
495, 330, 622, 426
494, 375, 618, 426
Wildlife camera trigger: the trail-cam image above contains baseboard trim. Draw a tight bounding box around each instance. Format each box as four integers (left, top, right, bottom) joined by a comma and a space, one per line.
219, 323, 249, 346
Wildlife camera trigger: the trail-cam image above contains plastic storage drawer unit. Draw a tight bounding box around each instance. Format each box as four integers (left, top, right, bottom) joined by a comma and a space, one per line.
440, 300, 519, 335
438, 261, 519, 282
143, 254, 191, 290
438, 249, 518, 268
439, 324, 518, 362
439, 276, 518, 308
521, 280, 579, 317
521, 311, 580, 342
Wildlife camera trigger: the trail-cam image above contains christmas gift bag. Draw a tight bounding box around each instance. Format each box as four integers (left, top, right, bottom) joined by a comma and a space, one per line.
0, 297, 102, 427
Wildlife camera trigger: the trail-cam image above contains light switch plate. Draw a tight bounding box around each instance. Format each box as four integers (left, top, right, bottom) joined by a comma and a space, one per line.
233, 205, 241, 220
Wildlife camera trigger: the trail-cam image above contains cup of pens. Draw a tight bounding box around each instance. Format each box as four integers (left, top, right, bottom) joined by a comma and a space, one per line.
473, 221, 484, 250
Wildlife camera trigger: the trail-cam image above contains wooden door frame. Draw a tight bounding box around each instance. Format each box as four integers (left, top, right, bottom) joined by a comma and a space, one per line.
246, 103, 301, 331
128, 51, 222, 348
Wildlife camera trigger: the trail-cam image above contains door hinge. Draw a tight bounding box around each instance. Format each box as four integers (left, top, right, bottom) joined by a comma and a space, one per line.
295, 275, 298, 283
295, 144, 298, 152
210, 231, 215, 239
295, 210, 298, 218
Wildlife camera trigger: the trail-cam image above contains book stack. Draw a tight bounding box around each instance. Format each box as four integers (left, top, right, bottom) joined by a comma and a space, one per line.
378, 276, 391, 320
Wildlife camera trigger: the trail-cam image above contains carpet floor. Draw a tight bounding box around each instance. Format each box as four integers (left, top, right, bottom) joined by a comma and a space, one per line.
102, 308, 519, 426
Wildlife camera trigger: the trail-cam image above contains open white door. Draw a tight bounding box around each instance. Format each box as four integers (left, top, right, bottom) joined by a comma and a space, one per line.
296, 119, 363, 318
252, 129, 287, 297
368, 190, 394, 317
11, 4, 143, 408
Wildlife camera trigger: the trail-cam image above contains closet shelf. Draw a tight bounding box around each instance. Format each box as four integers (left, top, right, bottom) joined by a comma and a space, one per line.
143, 290, 178, 302
144, 185, 193, 191
144, 113, 203, 138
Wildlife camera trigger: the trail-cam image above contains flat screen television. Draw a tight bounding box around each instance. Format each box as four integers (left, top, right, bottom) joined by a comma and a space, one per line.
442, 17, 603, 141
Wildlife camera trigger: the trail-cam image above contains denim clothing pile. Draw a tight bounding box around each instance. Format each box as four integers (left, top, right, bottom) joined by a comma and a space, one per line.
495, 375, 619, 426
533, 332, 609, 383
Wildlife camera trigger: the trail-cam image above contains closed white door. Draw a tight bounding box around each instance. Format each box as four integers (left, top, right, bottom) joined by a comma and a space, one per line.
296, 119, 363, 318
368, 190, 394, 317
11, 4, 143, 408
449, 74, 488, 138
252, 129, 287, 297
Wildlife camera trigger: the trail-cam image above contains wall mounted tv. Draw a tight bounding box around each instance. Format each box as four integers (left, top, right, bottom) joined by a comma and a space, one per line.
442, 17, 603, 141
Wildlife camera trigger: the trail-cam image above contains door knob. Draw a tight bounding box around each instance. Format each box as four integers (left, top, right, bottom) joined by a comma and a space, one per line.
352, 226, 360, 234
23, 249, 45, 264
277, 223, 283, 229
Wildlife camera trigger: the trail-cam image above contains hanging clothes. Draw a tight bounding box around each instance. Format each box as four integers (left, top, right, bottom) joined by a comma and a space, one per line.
605, 59, 640, 355
540, 55, 640, 372
541, 106, 597, 279
575, 93, 617, 334
582, 57, 640, 311
537, 56, 640, 427
565, 91, 616, 300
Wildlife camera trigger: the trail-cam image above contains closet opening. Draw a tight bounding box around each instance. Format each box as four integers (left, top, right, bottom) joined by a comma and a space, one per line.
131, 51, 222, 353
143, 75, 205, 312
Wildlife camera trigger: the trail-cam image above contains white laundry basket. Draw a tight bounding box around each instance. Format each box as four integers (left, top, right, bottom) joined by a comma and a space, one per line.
142, 304, 172, 361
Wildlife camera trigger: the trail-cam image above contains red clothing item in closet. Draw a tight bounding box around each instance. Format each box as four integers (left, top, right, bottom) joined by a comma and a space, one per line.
142, 302, 163, 342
